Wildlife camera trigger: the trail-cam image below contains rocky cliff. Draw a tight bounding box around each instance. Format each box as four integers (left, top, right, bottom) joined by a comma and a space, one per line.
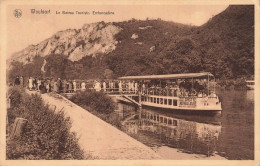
12, 22, 121, 63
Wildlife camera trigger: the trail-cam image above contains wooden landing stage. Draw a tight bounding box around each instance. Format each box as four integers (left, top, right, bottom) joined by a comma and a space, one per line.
27, 91, 161, 159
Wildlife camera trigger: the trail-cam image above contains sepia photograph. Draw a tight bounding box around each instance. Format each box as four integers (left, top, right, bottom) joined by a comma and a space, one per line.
0, 0, 259, 165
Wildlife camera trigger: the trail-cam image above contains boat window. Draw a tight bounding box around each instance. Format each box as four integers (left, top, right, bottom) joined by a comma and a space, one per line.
157, 98, 160, 104
160, 98, 163, 104
164, 99, 167, 105
173, 100, 177, 106
173, 120, 178, 126
160, 117, 163, 123
168, 119, 172, 125
154, 98, 156, 103
168, 99, 172, 105
157, 115, 159, 121
164, 118, 167, 124
154, 114, 156, 120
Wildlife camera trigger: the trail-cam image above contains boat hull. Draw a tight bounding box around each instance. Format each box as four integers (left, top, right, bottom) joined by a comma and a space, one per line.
115, 95, 222, 113
141, 101, 222, 112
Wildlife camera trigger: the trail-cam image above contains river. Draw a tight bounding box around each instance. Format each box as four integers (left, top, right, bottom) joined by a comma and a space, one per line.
114, 89, 254, 160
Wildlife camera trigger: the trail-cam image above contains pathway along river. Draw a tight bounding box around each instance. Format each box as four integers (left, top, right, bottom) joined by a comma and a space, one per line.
115, 89, 254, 160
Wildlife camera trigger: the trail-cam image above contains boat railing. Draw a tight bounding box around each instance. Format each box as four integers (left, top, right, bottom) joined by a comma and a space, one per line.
143, 88, 178, 97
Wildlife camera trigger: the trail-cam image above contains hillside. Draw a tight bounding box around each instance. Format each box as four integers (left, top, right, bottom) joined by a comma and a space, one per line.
8, 5, 254, 81
10, 22, 121, 63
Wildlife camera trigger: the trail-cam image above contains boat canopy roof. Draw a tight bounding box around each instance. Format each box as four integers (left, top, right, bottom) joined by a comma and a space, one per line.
118, 72, 214, 80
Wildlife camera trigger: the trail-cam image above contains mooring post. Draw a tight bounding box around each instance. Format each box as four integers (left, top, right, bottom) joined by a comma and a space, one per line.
10, 118, 28, 139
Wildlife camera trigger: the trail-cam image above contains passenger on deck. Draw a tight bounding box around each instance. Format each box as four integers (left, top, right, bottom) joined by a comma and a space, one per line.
134, 81, 138, 94
142, 83, 146, 94
115, 81, 119, 92
128, 81, 131, 93
111, 81, 114, 92
119, 81, 122, 93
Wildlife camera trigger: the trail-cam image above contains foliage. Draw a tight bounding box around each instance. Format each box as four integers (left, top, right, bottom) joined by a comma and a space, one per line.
217, 78, 247, 89
6, 87, 85, 159
8, 86, 25, 108
70, 89, 116, 114
8, 56, 44, 83
70, 90, 121, 128
8, 5, 254, 84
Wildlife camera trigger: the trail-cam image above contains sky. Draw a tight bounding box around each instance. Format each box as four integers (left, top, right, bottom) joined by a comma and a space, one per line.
6, 5, 228, 58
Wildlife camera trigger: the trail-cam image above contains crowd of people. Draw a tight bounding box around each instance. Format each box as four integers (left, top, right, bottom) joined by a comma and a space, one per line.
13, 76, 213, 97
14, 76, 86, 93
93, 80, 140, 94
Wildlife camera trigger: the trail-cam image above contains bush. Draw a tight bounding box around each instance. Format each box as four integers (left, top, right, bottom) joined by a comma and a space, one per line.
6, 87, 85, 160
8, 86, 25, 108
70, 89, 122, 128
70, 89, 116, 114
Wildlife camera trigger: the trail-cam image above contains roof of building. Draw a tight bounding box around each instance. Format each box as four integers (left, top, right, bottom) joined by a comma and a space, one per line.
118, 72, 214, 80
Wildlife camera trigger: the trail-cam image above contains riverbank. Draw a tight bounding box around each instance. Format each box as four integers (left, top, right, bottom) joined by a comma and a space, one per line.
6, 87, 85, 159
27, 90, 161, 159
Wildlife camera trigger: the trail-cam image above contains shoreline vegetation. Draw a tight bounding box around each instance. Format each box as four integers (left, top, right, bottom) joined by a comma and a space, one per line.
70, 90, 122, 129
6, 86, 85, 160
216, 78, 250, 90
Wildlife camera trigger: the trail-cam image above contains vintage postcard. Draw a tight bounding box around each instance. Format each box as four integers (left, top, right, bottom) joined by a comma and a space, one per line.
0, 0, 259, 165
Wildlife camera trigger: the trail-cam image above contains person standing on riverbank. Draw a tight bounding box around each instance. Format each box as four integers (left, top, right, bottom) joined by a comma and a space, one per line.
81, 81, 86, 91
62, 80, 68, 93
73, 80, 77, 92
103, 81, 106, 92
28, 77, 33, 90
19, 76, 24, 87
68, 80, 73, 93
54, 80, 59, 93
14, 76, 20, 86
46, 80, 50, 93
37, 79, 41, 91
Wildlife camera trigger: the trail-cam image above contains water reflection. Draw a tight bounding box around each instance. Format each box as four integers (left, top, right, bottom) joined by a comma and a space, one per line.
118, 103, 222, 157
115, 89, 254, 160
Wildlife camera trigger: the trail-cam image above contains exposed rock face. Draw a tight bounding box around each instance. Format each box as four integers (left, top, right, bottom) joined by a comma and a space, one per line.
11, 22, 121, 63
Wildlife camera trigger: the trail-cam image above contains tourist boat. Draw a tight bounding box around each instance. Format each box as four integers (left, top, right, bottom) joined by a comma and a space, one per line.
118, 72, 222, 112
246, 80, 255, 90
